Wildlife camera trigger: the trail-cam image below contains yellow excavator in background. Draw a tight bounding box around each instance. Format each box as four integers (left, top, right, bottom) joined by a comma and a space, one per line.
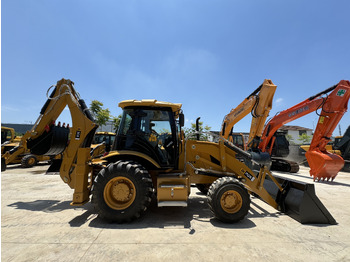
221, 79, 276, 150
220, 79, 299, 173
3, 78, 336, 225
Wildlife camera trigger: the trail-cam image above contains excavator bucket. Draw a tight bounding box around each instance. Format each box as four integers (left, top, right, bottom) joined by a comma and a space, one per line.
263, 175, 336, 224
305, 150, 344, 181
27, 124, 69, 156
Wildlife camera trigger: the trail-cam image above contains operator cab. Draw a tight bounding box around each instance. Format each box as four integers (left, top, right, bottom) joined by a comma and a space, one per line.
114, 100, 184, 169
272, 132, 290, 158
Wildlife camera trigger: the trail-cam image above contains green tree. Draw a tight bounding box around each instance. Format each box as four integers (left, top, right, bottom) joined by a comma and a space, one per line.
112, 114, 122, 132
285, 134, 295, 145
90, 100, 111, 126
184, 121, 211, 141
298, 133, 312, 144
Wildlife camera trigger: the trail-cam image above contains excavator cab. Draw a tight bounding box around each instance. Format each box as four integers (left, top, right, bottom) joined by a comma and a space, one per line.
270, 132, 290, 158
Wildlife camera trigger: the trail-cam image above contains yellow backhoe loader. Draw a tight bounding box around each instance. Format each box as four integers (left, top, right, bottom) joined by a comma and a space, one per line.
2, 127, 18, 154
1, 126, 59, 170
12, 78, 336, 225
91, 131, 116, 156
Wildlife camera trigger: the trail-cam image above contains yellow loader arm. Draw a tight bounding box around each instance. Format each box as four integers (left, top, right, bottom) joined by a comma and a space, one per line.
221, 79, 277, 149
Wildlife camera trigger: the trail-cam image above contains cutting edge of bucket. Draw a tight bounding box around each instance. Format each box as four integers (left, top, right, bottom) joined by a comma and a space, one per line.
263, 175, 337, 225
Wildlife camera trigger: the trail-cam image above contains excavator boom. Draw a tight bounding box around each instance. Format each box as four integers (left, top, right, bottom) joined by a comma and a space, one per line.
306, 80, 350, 180
259, 80, 350, 181
221, 79, 276, 148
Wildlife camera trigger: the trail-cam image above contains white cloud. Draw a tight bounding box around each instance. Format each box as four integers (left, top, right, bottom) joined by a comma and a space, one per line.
163, 48, 218, 77
275, 98, 284, 105
1, 105, 20, 112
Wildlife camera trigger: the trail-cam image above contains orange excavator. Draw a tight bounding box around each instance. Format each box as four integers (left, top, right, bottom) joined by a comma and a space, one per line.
259, 80, 350, 181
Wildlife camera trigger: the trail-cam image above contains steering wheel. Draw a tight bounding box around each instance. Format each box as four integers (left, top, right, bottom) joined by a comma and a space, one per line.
151, 129, 159, 137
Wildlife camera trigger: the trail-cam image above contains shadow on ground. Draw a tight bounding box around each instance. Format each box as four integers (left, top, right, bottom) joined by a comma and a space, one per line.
7, 194, 288, 232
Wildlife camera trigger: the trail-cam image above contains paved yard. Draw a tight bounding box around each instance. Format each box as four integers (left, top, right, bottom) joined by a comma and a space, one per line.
1, 164, 350, 261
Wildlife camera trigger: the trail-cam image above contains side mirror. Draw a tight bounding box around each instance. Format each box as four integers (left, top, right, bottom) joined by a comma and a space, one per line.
179, 113, 185, 127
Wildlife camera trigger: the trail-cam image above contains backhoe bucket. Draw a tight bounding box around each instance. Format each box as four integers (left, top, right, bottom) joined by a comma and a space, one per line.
46, 159, 63, 174
305, 150, 344, 181
27, 125, 69, 156
263, 175, 336, 224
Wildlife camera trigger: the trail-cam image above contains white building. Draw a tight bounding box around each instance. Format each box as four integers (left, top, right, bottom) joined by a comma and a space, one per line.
278, 125, 313, 145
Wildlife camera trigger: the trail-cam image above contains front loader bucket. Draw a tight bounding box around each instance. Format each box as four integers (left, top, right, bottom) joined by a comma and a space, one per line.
305, 150, 344, 181
27, 125, 69, 156
263, 175, 336, 224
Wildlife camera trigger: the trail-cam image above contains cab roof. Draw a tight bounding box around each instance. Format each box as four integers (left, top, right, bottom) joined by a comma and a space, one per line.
118, 99, 182, 113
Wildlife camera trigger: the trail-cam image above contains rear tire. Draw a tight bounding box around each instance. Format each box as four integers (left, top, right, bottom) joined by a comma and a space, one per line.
1, 158, 6, 172
91, 161, 153, 223
21, 155, 38, 168
207, 177, 250, 223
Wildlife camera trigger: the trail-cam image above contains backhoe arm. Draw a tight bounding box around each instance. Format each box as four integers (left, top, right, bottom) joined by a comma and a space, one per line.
221, 79, 276, 148
13, 79, 98, 204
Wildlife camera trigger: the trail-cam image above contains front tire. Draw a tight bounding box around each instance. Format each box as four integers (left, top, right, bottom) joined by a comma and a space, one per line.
91, 161, 153, 223
207, 177, 250, 223
21, 155, 38, 168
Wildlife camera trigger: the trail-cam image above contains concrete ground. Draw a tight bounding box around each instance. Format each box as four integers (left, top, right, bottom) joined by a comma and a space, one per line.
1, 164, 350, 262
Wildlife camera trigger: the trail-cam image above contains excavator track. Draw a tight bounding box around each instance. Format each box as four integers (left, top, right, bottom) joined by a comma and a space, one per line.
270, 157, 299, 173
342, 161, 350, 172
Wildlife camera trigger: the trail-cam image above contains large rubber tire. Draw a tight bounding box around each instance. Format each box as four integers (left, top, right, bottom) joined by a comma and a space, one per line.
21, 155, 38, 168
207, 177, 250, 223
1, 158, 6, 172
91, 161, 153, 223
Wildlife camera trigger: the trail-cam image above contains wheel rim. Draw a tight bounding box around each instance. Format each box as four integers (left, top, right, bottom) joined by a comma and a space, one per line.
27, 157, 35, 166
104, 177, 136, 210
220, 190, 243, 213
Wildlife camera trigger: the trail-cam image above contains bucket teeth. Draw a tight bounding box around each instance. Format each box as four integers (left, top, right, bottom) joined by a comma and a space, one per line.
312, 174, 336, 182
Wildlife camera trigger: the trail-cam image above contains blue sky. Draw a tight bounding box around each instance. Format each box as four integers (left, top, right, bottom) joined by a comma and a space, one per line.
2, 0, 350, 135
